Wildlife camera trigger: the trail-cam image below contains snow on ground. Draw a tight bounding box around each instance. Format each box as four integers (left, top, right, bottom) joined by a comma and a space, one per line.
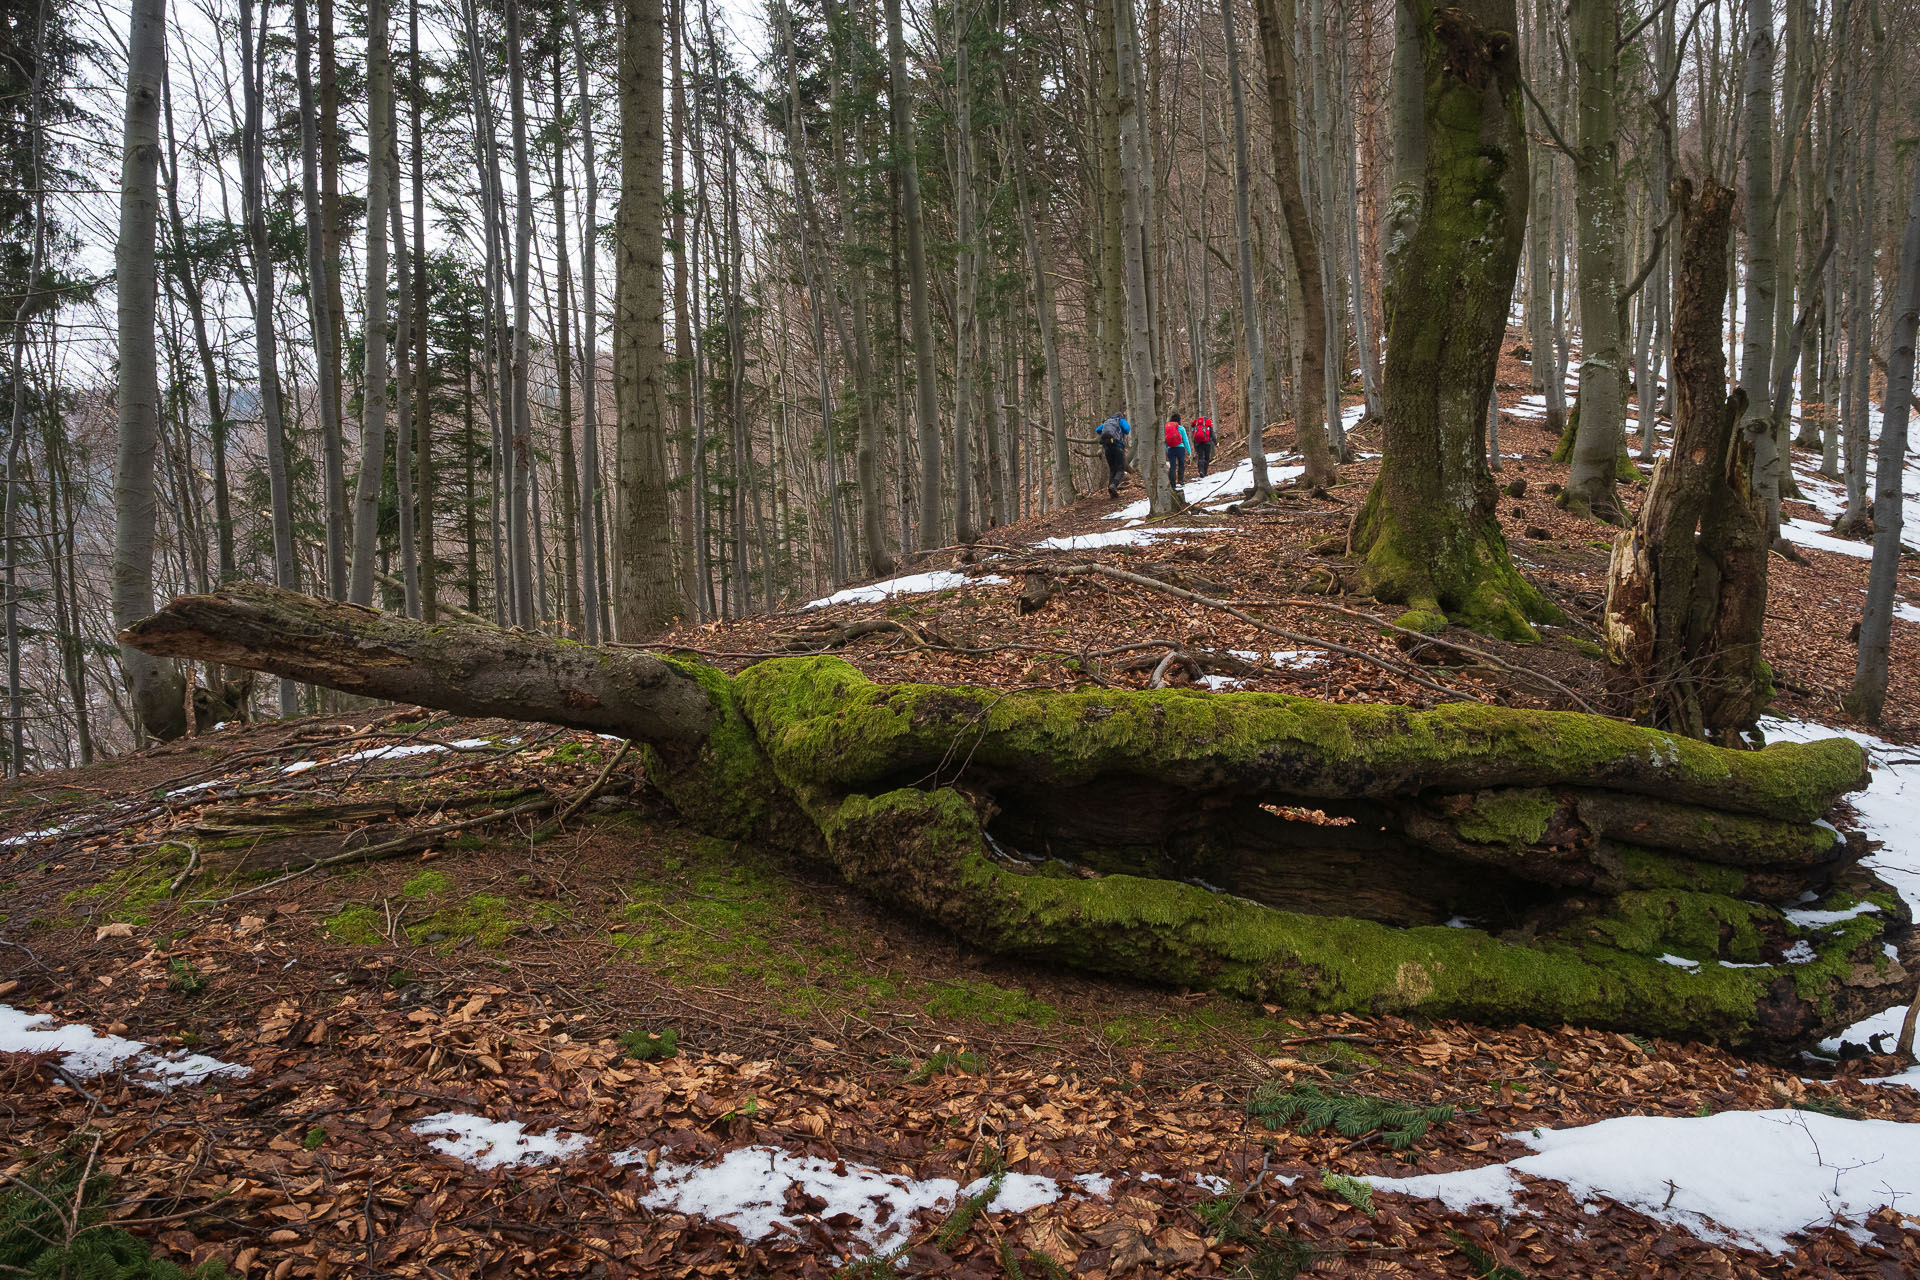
412, 1113, 592, 1170
0, 821, 76, 846
1198, 649, 1330, 691
624, 1145, 1069, 1250
804, 571, 1009, 611
1781, 517, 1874, 561
1105, 455, 1306, 523
1363, 1109, 1920, 1255
1031, 526, 1214, 552
0, 1004, 250, 1090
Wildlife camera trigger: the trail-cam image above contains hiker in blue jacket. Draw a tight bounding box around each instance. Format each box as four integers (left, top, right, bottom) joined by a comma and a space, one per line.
1096, 415, 1131, 498
1164, 415, 1192, 487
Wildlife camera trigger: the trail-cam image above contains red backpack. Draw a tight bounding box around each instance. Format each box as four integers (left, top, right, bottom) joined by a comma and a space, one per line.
1164, 421, 1183, 447
1193, 418, 1213, 444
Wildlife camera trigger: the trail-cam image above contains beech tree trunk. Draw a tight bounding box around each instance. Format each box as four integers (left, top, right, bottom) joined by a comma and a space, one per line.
123, 582, 1910, 1047
1603, 180, 1770, 741
1350, 0, 1557, 641
1250, 0, 1337, 488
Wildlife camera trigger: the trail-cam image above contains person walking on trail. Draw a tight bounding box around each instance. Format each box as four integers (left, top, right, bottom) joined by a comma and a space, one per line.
1191, 416, 1216, 477
1164, 414, 1191, 488
1096, 414, 1131, 499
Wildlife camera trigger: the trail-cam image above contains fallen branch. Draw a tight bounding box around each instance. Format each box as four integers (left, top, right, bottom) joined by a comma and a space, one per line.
1272, 598, 1605, 715
1047, 562, 1481, 703
535, 740, 633, 838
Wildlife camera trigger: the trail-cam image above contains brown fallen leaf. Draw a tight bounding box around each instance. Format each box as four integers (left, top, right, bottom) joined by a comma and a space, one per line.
95, 922, 134, 941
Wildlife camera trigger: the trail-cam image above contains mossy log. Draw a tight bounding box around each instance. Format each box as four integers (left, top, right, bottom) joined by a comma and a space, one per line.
124, 584, 1912, 1046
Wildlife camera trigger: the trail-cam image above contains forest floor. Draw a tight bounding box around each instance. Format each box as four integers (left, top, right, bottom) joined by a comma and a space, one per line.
4, 339, 1920, 1280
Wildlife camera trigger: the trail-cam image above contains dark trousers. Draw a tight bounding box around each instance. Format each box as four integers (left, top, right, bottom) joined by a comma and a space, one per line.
1103, 441, 1128, 496
1166, 444, 1187, 487
1194, 441, 1214, 476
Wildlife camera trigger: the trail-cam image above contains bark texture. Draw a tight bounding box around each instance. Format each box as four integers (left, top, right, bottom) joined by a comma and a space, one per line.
1350, 0, 1556, 640
123, 583, 1910, 1047
1603, 181, 1770, 740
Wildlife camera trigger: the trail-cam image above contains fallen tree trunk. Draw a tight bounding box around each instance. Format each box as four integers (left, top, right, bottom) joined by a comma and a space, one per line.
124, 583, 1911, 1046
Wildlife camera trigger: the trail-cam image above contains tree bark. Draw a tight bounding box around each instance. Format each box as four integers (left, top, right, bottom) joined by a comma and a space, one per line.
349, 0, 393, 608
1560, 0, 1631, 521
613, 0, 689, 636
122, 581, 1908, 1048
1350, 0, 1557, 641
1603, 180, 1771, 741
113, 0, 186, 741
1845, 124, 1920, 723
1221, 0, 1271, 500
886, 0, 942, 554
1250, 0, 1337, 488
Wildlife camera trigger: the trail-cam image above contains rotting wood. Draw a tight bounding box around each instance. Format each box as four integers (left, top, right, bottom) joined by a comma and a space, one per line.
123, 582, 1912, 1045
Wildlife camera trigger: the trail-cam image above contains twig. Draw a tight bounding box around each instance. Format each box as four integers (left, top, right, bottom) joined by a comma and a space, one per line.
1272, 598, 1606, 715
534, 740, 633, 838
1047, 563, 1482, 703
188, 795, 558, 907
165, 839, 200, 896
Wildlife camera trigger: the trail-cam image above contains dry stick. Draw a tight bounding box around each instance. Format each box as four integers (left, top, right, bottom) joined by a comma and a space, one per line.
1048, 563, 1480, 703
1272, 597, 1606, 715
1897, 981, 1920, 1062
188, 794, 559, 907
533, 739, 632, 837
1148, 650, 1180, 688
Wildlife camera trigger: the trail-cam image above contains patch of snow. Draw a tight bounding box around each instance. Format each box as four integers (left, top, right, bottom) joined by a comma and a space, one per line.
1103, 456, 1307, 521
412, 1113, 591, 1170
1783, 901, 1880, 929
804, 571, 1008, 610
1780, 518, 1874, 560
1073, 1173, 1114, 1196
1031, 526, 1213, 552
627, 1144, 1072, 1250
1195, 1174, 1231, 1194
1657, 953, 1701, 970
279, 760, 318, 775
1197, 675, 1244, 692
1364, 1109, 1920, 1254
164, 778, 228, 797
0, 1005, 250, 1091
1896, 602, 1920, 624
1228, 648, 1329, 671
0, 822, 73, 846
1759, 718, 1920, 1086
1781, 940, 1818, 965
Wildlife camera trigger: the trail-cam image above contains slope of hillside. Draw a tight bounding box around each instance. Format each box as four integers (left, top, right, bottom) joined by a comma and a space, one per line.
4, 355, 1919, 1279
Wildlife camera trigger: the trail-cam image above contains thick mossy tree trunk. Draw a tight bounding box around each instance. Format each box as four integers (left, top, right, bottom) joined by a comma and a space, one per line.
1604, 181, 1771, 740
125, 584, 1911, 1046
1350, 0, 1560, 642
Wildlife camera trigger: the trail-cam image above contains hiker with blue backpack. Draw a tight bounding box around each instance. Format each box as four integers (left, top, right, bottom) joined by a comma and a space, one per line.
1096, 414, 1131, 498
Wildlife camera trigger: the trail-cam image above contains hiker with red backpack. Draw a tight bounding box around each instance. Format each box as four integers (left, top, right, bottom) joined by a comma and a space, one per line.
1191, 416, 1216, 477
1164, 414, 1192, 487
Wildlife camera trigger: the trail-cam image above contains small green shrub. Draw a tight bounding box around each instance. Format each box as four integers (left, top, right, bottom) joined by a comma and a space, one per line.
905, 1049, 982, 1085
165, 959, 206, 995
0, 1142, 233, 1279
617, 1027, 679, 1062
1447, 1230, 1534, 1280
1248, 1082, 1456, 1152
1319, 1170, 1374, 1216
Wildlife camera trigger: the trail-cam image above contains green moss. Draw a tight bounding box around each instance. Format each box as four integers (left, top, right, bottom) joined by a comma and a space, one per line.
69, 842, 193, 926
735, 657, 1864, 823
402, 869, 452, 899
816, 785, 1793, 1042
1564, 637, 1605, 659
1613, 846, 1748, 896
324, 905, 384, 945
1579, 891, 1770, 963
640, 657, 793, 845
1395, 608, 1449, 636
922, 979, 1060, 1025
1453, 789, 1557, 848
406, 894, 518, 950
